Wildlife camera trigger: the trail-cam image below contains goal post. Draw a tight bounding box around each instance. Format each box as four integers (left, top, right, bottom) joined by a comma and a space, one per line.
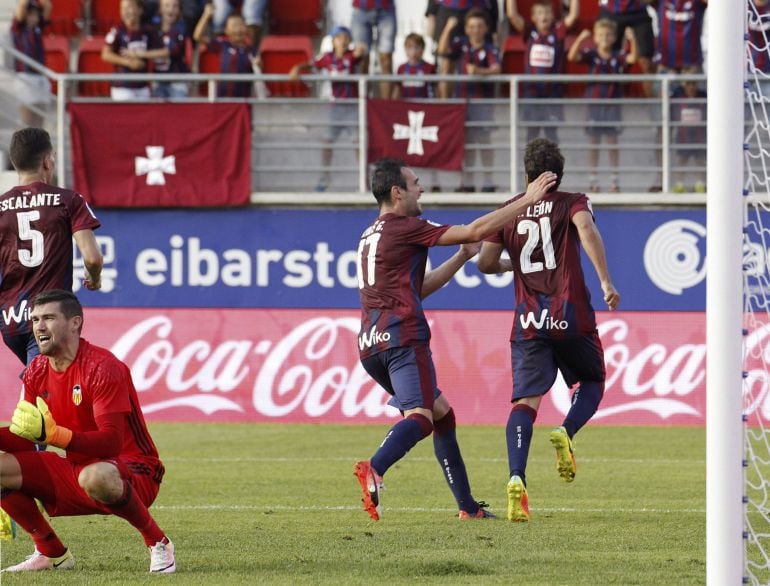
706, 0, 745, 584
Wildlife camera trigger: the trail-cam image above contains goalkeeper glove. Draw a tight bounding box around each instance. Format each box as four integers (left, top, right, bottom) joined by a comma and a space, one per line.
10, 397, 73, 449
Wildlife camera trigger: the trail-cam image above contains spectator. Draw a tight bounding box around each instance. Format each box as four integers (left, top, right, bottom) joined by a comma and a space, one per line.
211, 0, 267, 46
670, 69, 706, 193
432, 0, 499, 98
101, 0, 159, 101
567, 20, 638, 192
351, 0, 397, 98
507, 0, 580, 142
392, 32, 435, 100
11, 0, 52, 127
598, 0, 656, 97
151, 0, 191, 98
194, 2, 261, 98
290, 26, 366, 192
655, 0, 707, 74
438, 8, 501, 192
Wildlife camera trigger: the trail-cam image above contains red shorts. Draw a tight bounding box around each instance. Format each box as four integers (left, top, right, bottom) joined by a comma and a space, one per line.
13, 452, 160, 517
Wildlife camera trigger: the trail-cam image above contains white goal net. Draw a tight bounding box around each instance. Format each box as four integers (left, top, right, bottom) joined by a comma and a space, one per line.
744, 1, 770, 583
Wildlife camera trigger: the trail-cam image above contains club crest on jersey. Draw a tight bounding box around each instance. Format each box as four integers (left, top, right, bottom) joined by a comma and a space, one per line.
72, 384, 82, 406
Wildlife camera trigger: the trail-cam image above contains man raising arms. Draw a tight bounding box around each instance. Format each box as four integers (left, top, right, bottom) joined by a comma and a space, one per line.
354, 158, 556, 520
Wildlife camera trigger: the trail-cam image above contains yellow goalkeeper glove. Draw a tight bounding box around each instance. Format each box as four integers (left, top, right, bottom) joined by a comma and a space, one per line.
10, 397, 72, 448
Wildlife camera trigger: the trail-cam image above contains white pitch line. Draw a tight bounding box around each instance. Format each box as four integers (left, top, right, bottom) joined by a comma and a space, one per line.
152, 503, 706, 514
163, 456, 705, 465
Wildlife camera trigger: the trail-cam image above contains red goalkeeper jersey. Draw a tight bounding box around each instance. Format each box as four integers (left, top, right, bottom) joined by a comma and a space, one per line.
22, 338, 162, 473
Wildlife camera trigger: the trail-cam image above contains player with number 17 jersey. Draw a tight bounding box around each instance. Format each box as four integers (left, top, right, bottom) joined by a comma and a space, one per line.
357, 214, 450, 359
487, 191, 596, 341
0, 184, 100, 341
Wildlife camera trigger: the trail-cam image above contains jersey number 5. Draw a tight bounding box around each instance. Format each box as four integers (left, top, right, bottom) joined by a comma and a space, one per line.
518, 217, 556, 274
356, 232, 381, 288
17, 211, 44, 268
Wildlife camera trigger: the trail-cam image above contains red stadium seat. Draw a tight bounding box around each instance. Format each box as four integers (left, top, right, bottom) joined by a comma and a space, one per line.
43, 35, 70, 94
268, 0, 323, 36
574, 0, 601, 35
47, 0, 82, 37
502, 35, 526, 75
258, 35, 312, 97
91, 0, 122, 35
564, 35, 588, 97
196, 42, 221, 96
76, 36, 111, 97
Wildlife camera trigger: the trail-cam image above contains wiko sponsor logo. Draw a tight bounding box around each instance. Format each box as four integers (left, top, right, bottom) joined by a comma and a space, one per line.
1, 300, 31, 326
519, 309, 568, 330
358, 325, 391, 350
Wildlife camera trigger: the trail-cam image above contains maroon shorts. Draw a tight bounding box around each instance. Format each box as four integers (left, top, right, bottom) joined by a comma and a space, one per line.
14, 451, 160, 517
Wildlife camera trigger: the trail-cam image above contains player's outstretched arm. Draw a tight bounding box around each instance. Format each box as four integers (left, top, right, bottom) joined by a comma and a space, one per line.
573, 210, 620, 310
74, 229, 104, 291
421, 242, 481, 299
437, 171, 556, 246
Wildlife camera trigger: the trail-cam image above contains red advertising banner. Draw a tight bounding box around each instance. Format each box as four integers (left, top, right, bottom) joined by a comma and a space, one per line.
367, 99, 467, 170
70, 103, 251, 207
0, 308, 766, 426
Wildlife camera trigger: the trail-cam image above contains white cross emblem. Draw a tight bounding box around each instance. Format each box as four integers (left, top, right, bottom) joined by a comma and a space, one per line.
392, 110, 439, 156
135, 146, 176, 185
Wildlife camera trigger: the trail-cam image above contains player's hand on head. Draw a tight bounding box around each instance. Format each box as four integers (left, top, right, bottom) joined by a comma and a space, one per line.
525, 171, 557, 202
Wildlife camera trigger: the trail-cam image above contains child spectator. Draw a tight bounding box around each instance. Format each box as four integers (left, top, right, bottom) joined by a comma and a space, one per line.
194, 2, 261, 98
11, 0, 51, 127
438, 8, 501, 192
101, 0, 159, 101
351, 0, 397, 98
151, 0, 191, 98
211, 0, 267, 46
507, 0, 580, 142
599, 0, 656, 97
392, 33, 435, 100
433, 0, 499, 98
670, 69, 706, 193
290, 26, 366, 192
568, 20, 638, 192
655, 0, 707, 74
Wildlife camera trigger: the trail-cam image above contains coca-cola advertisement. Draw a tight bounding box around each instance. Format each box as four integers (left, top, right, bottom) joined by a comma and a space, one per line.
1, 308, 767, 426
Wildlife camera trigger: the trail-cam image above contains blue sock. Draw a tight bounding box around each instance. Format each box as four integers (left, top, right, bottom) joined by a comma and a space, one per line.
563, 381, 604, 438
433, 409, 477, 514
371, 414, 433, 476
506, 404, 538, 486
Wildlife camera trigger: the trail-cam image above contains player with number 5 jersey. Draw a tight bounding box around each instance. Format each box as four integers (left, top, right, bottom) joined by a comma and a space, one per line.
353, 158, 556, 522
0, 127, 102, 366
478, 138, 620, 522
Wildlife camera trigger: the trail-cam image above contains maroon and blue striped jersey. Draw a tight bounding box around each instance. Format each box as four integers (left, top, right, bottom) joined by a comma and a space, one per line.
522, 21, 567, 98
153, 21, 189, 74
208, 37, 258, 97
657, 0, 707, 70
437, 0, 489, 9
749, 1, 770, 74
397, 60, 436, 98
314, 50, 363, 99
0, 182, 100, 338
576, 48, 628, 99
357, 213, 450, 358
488, 191, 596, 341
353, 0, 395, 10
599, 0, 649, 13
104, 24, 159, 88
11, 18, 45, 73
448, 37, 500, 98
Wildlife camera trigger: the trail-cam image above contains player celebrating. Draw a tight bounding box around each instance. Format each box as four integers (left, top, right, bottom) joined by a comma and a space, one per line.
354, 158, 556, 521
0, 127, 103, 367
477, 139, 620, 522
0, 290, 175, 573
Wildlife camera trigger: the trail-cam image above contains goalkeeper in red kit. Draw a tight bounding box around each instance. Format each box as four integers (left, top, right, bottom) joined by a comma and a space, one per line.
0, 290, 175, 573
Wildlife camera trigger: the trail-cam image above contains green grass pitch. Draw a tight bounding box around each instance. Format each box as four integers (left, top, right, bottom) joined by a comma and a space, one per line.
0, 423, 707, 584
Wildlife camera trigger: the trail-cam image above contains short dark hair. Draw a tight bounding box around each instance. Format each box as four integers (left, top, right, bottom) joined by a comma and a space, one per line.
371, 158, 407, 205
404, 33, 425, 50
524, 138, 564, 191
9, 127, 52, 172
31, 290, 84, 323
